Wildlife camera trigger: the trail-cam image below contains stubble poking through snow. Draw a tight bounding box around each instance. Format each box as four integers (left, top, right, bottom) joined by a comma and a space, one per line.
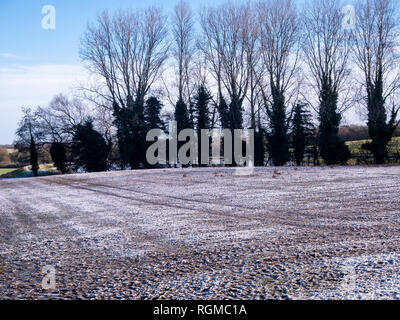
0, 166, 400, 300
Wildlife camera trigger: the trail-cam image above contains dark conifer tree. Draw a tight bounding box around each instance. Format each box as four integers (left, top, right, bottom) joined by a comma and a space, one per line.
363, 70, 399, 164
72, 120, 109, 173
113, 100, 134, 168
194, 86, 212, 166
291, 103, 315, 166
113, 95, 147, 169
145, 97, 165, 131
267, 84, 289, 166
217, 95, 230, 130
144, 97, 165, 168
130, 97, 147, 169
50, 142, 67, 174
318, 76, 350, 165
174, 98, 191, 166
215, 95, 230, 165
217, 95, 246, 166
195, 86, 212, 131
230, 98, 245, 167
174, 98, 191, 133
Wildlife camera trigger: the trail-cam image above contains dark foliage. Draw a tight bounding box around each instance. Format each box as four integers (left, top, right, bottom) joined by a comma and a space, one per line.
195, 86, 212, 132
216, 95, 245, 166
173, 98, 192, 166
363, 70, 399, 164
72, 120, 109, 172
50, 142, 67, 174
113, 95, 147, 169
145, 97, 165, 131
144, 97, 165, 168
194, 86, 212, 166
30, 137, 39, 177
217, 95, 230, 129
174, 98, 191, 133
318, 76, 350, 165
267, 84, 289, 166
291, 103, 315, 166
15, 108, 44, 176
254, 128, 265, 167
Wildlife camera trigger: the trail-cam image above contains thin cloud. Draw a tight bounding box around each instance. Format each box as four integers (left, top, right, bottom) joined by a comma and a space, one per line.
0, 53, 25, 59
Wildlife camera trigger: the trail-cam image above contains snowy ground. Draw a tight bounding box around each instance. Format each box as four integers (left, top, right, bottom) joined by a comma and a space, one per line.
0, 166, 400, 300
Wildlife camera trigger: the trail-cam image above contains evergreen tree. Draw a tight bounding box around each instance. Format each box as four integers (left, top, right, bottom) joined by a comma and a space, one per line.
195, 86, 212, 132
174, 98, 191, 166
291, 103, 315, 166
113, 95, 147, 169
352, 0, 400, 165
50, 142, 67, 174
145, 97, 165, 130
267, 84, 289, 166
363, 70, 399, 164
144, 97, 165, 168
217, 94, 230, 130
113, 101, 134, 168
194, 86, 212, 166
174, 98, 191, 133
216, 94, 245, 166
228, 97, 244, 167
318, 76, 350, 165
72, 120, 109, 172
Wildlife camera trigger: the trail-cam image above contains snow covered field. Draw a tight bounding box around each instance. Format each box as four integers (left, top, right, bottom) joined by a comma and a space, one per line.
1, 166, 400, 300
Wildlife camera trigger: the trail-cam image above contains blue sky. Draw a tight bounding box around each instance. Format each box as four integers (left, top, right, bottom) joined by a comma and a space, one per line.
0, 0, 232, 68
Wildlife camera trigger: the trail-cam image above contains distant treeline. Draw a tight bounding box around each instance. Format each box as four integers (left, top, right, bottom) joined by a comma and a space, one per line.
339, 126, 400, 142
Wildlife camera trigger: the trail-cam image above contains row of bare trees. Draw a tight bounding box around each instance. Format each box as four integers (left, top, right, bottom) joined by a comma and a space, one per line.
77, 0, 400, 167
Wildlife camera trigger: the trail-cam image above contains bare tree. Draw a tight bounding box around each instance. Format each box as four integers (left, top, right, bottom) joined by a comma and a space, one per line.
302, 0, 352, 165
257, 0, 300, 166
241, 3, 266, 166
302, 0, 352, 111
36, 94, 88, 143
80, 7, 169, 168
80, 7, 169, 108
243, 4, 262, 130
353, 0, 400, 164
15, 108, 44, 176
199, 2, 252, 130
198, 7, 223, 107
172, 0, 195, 103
